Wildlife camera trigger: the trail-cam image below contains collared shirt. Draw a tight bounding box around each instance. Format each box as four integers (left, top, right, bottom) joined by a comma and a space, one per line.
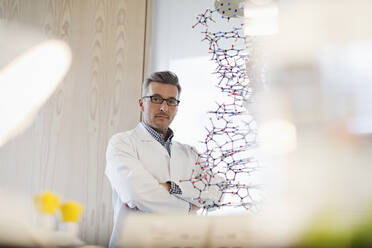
141, 121, 174, 156
141, 121, 182, 195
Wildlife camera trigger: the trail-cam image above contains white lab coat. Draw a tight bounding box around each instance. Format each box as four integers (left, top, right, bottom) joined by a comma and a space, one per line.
105, 123, 222, 246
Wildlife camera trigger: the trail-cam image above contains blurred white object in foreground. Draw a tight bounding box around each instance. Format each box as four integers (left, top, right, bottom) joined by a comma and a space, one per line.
118, 214, 256, 248
244, 0, 278, 36
0, 190, 84, 247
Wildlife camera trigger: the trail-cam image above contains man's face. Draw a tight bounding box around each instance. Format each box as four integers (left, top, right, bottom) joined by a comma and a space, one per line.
139, 82, 179, 132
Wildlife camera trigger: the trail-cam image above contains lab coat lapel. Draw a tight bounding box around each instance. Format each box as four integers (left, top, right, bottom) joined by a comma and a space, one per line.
135, 123, 170, 157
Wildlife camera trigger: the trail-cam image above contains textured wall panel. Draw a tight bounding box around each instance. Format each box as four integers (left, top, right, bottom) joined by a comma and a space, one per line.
0, 0, 147, 245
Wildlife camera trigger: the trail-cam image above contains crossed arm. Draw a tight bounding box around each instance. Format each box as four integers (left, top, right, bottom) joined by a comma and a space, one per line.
125, 183, 199, 211
158, 183, 200, 211
105, 134, 201, 213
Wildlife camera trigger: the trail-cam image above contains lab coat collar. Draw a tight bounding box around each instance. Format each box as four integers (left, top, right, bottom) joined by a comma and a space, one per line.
134, 123, 170, 157
135, 123, 155, 141
140, 121, 174, 144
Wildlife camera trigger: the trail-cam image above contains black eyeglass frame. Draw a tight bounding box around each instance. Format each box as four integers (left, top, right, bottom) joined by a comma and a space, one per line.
142, 95, 180, 106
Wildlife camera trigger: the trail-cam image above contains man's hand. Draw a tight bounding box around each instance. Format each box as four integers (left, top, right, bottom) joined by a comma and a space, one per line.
159, 182, 170, 191
125, 203, 139, 211
160, 183, 200, 212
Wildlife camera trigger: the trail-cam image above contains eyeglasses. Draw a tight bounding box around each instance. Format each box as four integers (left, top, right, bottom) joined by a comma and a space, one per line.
142, 95, 180, 106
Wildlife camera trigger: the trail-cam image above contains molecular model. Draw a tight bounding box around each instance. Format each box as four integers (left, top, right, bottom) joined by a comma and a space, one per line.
181, 2, 261, 213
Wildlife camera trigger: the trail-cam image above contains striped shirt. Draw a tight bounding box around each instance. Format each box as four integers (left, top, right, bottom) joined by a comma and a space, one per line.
141, 121, 174, 156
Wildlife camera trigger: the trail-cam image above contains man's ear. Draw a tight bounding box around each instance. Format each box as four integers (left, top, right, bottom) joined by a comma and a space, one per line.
139, 98, 144, 112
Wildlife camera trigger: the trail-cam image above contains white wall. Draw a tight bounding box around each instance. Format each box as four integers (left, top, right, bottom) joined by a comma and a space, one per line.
151, 0, 244, 148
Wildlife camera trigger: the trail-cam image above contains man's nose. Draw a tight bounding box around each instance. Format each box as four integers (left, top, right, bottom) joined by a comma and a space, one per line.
160, 100, 168, 112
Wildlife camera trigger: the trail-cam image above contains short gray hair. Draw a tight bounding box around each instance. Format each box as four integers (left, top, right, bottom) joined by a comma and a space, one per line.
142, 71, 181, 96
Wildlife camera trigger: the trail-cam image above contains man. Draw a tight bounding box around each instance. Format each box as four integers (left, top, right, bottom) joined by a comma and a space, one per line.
105, 71, 222, 246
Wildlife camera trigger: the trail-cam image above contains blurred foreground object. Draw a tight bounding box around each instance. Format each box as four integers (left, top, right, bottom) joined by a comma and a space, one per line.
0, 190, 84, 247
34, 191, 60, 231
0, 23, 71, 147
120, 210, 372, 248
59, 201, 83, 237
34, 192, 60, 215
244, 0, 278, 35
254, 0, 372, 247
297, 205, 372, 248
118, 214, 255, 248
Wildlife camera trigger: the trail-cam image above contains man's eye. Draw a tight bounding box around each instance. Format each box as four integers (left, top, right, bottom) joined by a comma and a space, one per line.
168, 99, 177, 105
152, 96, 163, 102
